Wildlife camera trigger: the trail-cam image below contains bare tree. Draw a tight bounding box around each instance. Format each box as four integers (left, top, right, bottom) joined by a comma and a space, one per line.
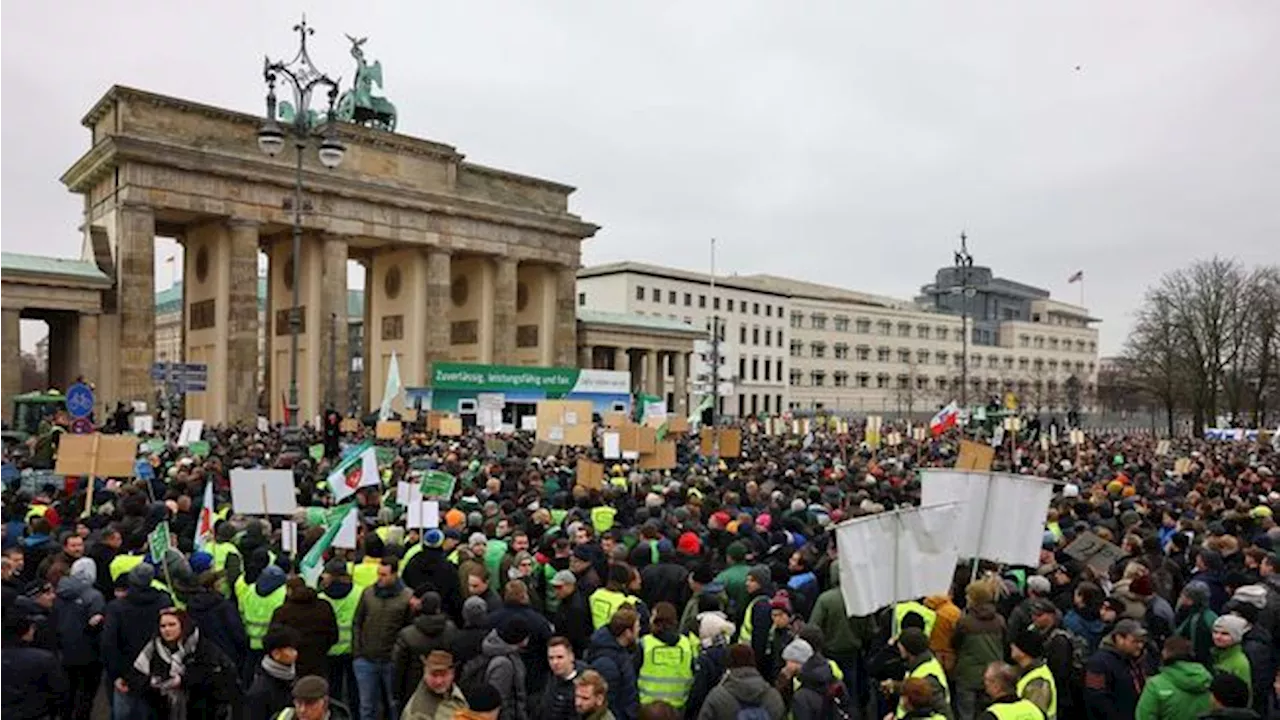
1121, 288, 1187, 436
1245, 267, 1280, 425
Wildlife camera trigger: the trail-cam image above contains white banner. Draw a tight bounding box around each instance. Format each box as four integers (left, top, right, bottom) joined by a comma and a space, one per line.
835, 503, 963, 616
920, 470, 1054, 568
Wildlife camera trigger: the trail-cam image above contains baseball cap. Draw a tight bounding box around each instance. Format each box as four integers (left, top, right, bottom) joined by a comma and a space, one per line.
1113, 618, 1148, 638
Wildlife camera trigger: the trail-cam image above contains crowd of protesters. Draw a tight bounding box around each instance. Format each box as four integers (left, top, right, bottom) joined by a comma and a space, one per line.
3, 408, 1280, 720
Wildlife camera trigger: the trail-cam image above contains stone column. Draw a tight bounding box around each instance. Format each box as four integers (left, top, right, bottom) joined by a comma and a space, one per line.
362, 259, 374, 413
645, 350, 662, 396
491, 257, 518, 364
673, 350, 688, 415
578, 344, 592, 370
424, 248, 452, 381
2, 310, 20, 423
320, 236, 349, 412
227, 220, 260, 424
554, 265, 578, 367
75, 314, 100, 386
116, 203, 155, 404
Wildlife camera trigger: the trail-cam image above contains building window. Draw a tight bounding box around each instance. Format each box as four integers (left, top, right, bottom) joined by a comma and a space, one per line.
753, 302, 760, 315
764, 360, 771, 381
811, 314, 827, 330
834, 371, 849, 387
668, 290, 677, 304
789, 369, 802, 386
834, 316, 850, 332
954, 353, 965, 366
856, 373, 870, 388
937, 327, 949, 341
790, 312, 804, 329
936, 377, 948, 390
765, 305, 773, 317
876, 374, 890, 389
381, 314, 405, 340
1003, 357, 1014, 370
856, 318, 871, 333
777, 330, 784, 345
713, 297, 721, 310
763, 395, 771, 413
897, 323, 911, 337
650, 288, 659, 302
936, 352, 948, 365
1019, 357, 1030, 370
684, 292, 692, 307
516, 324, 539, 348
916, 376, 929, 390
739, 357, 747, 380
1088, 341, 1096, 353
1048, 359, 1059, 372
877, 347, 891, 362
765, 328, 772, 346
897, 348, 911, 363
450, 320, 477, 345
790, 340, 803, 357
917, 349, 929, 364
751, 358, 759, 381
1049, 337, 1059, 350
776, 359, 783, 379
856, 346, 871, 361
275, 306, 306, 335
698, 295, 706, 308
811, 371, 826, 387
917, 325, 930, 339
752, 327, 760, 345
987, 356, 999, 369
877, 320, 892, 335
578, 292, 586, 306
636, 285, 645, 301
811, 343, 826, 359
727, 299, 734, 312
1019, 335, 1029, 348
739, 325, 747, 344
190, 299, 216, 331
1034, 336, 1045, 348
834, 343, 849, 359
1034, 359, 1045, 371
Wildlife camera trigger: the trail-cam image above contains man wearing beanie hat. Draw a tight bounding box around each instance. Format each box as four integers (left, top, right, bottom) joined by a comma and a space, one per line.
714, 542, 751, 620
738, 565, 776, 675
247, 626, 301, 720
1010, 627, 1056, 719
1205, 673, 1253, 716
891, 627, 950, 719
1209, 615, 1252, 699
1177, 580, 1218, 666
101, 559, 173, 716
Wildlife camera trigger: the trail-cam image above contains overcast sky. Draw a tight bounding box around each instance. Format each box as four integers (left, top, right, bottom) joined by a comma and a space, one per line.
4, 1, 1278, 354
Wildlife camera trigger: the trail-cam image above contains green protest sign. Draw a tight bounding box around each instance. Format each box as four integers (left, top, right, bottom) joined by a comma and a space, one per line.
148, 521, 171, 561
420, 470, 456, 499
145, 439, 167, 455
309, 444, 325, 461
376, 446, 397, 466
188, 441, 210, 458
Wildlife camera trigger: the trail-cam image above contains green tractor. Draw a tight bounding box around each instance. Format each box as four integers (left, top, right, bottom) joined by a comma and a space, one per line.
3, 390, 67, 445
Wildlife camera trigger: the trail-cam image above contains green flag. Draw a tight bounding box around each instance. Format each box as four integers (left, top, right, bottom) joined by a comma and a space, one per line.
688, 395, 713, 424
299, 503, 356, 587
309, 444, 325, 461
420, 470, 456, 499
656, 419, 670, 443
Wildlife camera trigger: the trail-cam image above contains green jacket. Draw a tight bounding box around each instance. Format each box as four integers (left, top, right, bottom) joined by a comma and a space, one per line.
1134, 660, 1213, 720
808, 587, 878, 658
714, 564, 751, 618
1212, 644, 1252, 699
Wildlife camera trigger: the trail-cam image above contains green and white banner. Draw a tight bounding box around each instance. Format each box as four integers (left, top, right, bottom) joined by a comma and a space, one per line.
431, 362, 629, 395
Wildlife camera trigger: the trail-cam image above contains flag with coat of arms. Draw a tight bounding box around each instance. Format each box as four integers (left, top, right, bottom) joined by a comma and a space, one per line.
328, 441, 379, 502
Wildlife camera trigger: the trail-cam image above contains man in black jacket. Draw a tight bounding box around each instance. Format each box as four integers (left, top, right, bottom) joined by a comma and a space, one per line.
541, 635, 586, 720
1, 614, 68, 720
247, 627, 301, 720
1083, 618, 1148, 720
550, 570, 592, 656
87, 526, 122, 599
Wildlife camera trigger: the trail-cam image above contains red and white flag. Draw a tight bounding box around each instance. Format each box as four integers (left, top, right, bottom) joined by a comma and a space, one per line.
1067, 270, 1083, 283
929, 401, 960, 436
193, 480, 214, 551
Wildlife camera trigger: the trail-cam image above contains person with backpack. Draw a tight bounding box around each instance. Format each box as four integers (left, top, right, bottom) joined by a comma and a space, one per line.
1029, 598, 1086, 718
458, 615, 529, 720
587, 605, 641, 720
1174, 581, 1218, 667
695, 643, 785, 720
783, 638, 853, 720
1010, 627, 1058, 720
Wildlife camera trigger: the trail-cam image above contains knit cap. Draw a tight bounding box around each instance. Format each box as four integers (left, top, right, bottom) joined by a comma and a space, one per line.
781, 638, 813, 664
128, 563, 156, 589
1213, 614, 1248, 645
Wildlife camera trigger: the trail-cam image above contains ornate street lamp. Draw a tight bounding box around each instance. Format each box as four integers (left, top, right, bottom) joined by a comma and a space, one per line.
259, 17, 346, 427
953, 232, 975, 410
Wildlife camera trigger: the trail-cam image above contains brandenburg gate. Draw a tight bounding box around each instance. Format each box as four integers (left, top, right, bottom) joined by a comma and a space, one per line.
59, 31, 598, 425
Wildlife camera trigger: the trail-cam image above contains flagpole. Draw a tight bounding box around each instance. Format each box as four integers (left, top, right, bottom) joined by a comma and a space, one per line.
1079, 274, 1085, 308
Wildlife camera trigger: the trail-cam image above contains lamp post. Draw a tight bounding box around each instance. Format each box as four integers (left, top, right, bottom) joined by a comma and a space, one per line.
953, 232, 975, 410
258, 17, 346, 427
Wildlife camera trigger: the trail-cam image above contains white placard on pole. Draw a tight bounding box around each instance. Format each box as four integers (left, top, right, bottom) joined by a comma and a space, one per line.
132, 415, 154, 434
178, 420, 204, 447
422, 500, 440, 529
229, 469, 297, 516
520, 416, 538, 432
603, 432, 621, 459
282, 521, 298, 553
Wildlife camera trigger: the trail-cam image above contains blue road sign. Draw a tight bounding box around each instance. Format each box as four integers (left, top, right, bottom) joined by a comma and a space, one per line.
66, 382, 95, 419
149, 363, 208, 393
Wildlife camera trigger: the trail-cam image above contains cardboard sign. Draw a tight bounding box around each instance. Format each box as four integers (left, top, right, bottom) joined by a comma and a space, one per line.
1064, 531, 1126, 575
1069, 429, 1085, 446
485, 438, 509, 459
376, 421, 403, 440
576, 458, 605, 491
912, 427, 927, 442
622, 422, 660, 450
955, 440, 995, 471
531, 440, 561, 458
1174, 457, 1192, 475
1156, 440, 1171, 456
340, 417, 360, 433
638, 440, 677, 470
667, 415, 691, 434
54, 434, 140, 478
603, 411, 629, 428
699, 428, 741, 458
439, 417, 463, 437
229, 468, 297, 516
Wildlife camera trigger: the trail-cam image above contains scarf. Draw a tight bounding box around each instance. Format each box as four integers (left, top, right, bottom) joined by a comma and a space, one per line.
134, 629, 201, 720
261, 655, 297, 682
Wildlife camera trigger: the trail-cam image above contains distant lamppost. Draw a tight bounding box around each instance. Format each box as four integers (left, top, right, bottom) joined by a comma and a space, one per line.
258, 17, 346, 426
953, 232, 975, 409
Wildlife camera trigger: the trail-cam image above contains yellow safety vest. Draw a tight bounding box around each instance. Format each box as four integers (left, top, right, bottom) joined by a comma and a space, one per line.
893, 601, 938, 639
150, 579, 185, 610
738, 595, 767, 646
209, 542, 242, 597
590, 588, 641, 630
26, 504, 49, 522
400, 544, 423, 573
110, 554, 146, 581
1016, 663, 1057, 720
242, 585, 287, 650
591, 506, 617, 533
323, 589, 361, 656
352, 557, 381, 590
987, 698, 1045, 720
896, 657, 950, 719
637, 633, 697, 708
234, 576, 251, 610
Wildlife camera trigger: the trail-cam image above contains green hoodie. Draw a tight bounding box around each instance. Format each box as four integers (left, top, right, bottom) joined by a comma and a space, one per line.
1134, 660, 1213, 720
1212, 644, 1252, 699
